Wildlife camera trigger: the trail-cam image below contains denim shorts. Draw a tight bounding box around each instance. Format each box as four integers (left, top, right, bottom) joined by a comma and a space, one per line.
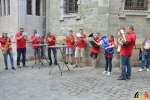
89, 52, 98, 59
66, 48, 73, 54
33, 48, 40, 55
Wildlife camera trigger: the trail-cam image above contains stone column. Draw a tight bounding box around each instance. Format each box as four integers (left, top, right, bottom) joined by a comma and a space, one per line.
59, 0, 64, 20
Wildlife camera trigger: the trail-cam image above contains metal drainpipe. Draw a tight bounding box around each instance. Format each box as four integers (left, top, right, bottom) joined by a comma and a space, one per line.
41, 0, 46, 58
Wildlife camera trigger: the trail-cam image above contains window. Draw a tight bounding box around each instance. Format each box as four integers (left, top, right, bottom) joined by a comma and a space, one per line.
36, 0, 40, 16
0, 0, 2, 16
65, 0, 78, 13
7, 0, 10, 15
124, 0, 148, 10
3, 0, 6, 15
27, 0, 32, 15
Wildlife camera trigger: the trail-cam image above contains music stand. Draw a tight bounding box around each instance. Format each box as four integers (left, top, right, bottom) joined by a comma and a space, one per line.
49, 45, 70, 76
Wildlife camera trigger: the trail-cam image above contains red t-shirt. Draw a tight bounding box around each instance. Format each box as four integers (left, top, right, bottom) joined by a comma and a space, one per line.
90, 37, 100, 54
105, 40, 115, 58
45, 34, 56, 46
120, 31, 136, 56
66, 35, 75, 48
0, 37, 12, 50
15, 32, 28, 48
30, 34, 41, 48
76, 33, 86, 48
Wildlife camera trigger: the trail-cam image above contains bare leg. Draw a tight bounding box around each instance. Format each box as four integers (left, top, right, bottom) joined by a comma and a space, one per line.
94, 58, 97, 67
34, 54, 36, 62
66, 54, 69, 62
80, 57, 82, 65
69, 54, 73, 63
38, 54, 41, 63
75, 58, 78, 65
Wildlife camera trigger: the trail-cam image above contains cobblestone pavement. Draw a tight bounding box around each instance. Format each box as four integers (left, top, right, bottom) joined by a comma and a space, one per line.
0, 60, 150, 100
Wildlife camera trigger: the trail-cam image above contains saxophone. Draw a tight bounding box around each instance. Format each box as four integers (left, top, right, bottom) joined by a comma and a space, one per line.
2, 38, 10, 54
117, 27, 126, 52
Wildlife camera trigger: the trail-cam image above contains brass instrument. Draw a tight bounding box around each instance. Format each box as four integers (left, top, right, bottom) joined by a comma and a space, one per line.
88, 33, 99, 49
24, 36, 28, 41
117, 27, 126, 52
2, 38, 10, 54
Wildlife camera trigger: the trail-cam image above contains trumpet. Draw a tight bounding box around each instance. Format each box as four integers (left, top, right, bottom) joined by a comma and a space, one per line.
117, 27, 126, 52
24, 36, 28, 41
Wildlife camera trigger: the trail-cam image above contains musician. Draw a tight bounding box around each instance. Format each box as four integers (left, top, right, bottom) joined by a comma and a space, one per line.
73, 29, 86, 68
65, 30, 75, 65
138, 34, 150, 72
0, 32, 15, 70
117, 26, 136, 80
30, 30, 41, 65
102, 35, 115, 75
90, 32, 100, 68
15, 28, 28, 68
45, 32, 58, 65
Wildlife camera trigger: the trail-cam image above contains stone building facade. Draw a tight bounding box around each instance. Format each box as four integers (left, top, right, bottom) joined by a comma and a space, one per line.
0, 0, 46, 60
46, 0, 150, 67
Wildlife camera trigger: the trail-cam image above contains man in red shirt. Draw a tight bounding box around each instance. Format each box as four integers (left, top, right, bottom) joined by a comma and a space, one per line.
65, 30, 75, 65
74, 29, 87, 68
15, 28, 28, 68
117, 26, 136, 80
45, 32, 57, 65
30, 30, 41, 64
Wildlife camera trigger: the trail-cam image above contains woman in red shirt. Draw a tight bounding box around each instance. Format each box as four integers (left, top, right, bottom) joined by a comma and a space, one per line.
0, 32, 15, 70
102, 35, 115, 75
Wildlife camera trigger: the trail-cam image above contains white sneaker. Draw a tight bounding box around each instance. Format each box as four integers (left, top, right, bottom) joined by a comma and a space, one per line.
102, 71, 107, 74
138, 68, 143, 72
106, 72, 111, 75
146, 68, 149, 72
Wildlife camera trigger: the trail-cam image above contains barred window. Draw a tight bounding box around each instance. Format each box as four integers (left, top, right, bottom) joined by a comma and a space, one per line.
7, 0, 10, 15
27, 0, 32, 15
0, 0, 2, 16
36, 0, 40, 16
65, 0, 78, 13
125, 0, 148, 10
3, 0, 6, 15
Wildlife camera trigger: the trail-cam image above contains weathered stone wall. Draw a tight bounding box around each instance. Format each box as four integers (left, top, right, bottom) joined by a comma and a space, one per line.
46, 0, 146, 67
0, 0, 44, 62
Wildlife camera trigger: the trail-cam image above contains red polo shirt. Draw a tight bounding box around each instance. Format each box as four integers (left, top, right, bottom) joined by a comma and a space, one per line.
30, 34, 41, 48
90, 37, 100, 54
66, 35, 75, 48
0, 37, 12, 50
105, 40, 115, 58
15, 32, 28, 48
120, 31, 136, 56
76, 33, 86, 48
45, 34, 56, 46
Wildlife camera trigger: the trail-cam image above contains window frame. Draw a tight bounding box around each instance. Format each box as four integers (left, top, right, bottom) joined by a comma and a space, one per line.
7, 0, 10, 15
65, 0, 78, 13
3, 0, 6, 15
35, 0, 40, 16
0, 0, 2, 16
26, 0, 32, 15
124, 0, 149, 10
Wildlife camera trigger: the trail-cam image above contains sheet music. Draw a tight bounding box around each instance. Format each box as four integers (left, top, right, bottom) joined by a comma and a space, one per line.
35, 34, 40, 38
10, 34, 14, 39
88, 37, 94, 41
23, 32, 27, 36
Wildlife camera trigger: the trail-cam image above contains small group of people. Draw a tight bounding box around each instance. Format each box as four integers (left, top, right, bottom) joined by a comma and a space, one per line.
0, 28, 58, 70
